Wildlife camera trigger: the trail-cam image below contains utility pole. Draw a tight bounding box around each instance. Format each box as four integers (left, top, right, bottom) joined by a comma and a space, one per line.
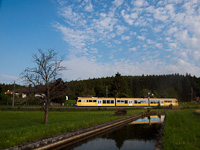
148, 92, 150, 107
12, 81, 15, 107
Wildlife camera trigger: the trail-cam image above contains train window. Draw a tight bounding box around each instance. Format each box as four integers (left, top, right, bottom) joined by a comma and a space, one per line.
111, 100, 114, 104
117, 100, 120, 103
125, 100, 128, 104
121, 100, 124, 103
141, 100, 147, 103
87, 100, 89, 102
78, 100, 81, 102
134, 100, 138, 104
89, 100, 92, 102
93, 100, 97, 102
165, 100, 172, 103
103, 100, 106, 104
107, 100, 110, 104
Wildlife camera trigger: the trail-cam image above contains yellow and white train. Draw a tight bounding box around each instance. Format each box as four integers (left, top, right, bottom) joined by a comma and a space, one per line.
76, 97, 178, 107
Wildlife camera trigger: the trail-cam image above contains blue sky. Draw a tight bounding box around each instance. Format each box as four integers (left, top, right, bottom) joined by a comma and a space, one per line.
0, 0, 200, 84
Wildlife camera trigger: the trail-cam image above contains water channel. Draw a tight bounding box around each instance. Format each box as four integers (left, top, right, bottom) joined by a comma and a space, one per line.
64, 115, 165, 150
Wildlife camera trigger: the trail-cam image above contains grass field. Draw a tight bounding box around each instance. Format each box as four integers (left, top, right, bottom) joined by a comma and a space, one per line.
163, 109, 200, 150
0, 109, 144, 149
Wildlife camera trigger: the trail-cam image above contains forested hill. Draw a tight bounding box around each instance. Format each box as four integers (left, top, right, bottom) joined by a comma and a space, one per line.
1, 74, 200, 102
65, 73, 200, 102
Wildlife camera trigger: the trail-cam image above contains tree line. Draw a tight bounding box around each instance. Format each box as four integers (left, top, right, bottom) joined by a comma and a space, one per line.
65, 73, 200, 102
1, 73, 200, 103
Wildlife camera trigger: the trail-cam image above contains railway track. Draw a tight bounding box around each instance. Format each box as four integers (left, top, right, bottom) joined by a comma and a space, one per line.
0, 106, 152, 109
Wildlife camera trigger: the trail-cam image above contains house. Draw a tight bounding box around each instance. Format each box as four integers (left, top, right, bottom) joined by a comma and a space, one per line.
5, 90, 27, 98
22, 93, 27, 98
35, 93, 45, 98
4, 90, 14, 94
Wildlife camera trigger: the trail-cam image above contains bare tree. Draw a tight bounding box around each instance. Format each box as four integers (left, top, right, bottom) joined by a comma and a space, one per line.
21, 49, 66, 124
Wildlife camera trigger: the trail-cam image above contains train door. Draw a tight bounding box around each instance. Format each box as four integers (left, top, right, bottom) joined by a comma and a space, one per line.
128, 100, 133, 106
160, 100, 164, 106
97, 100, 102, 106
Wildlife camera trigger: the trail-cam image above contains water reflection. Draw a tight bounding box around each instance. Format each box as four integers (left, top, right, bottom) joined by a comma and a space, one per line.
131, 115, 165, 125
67, 115, 165, 150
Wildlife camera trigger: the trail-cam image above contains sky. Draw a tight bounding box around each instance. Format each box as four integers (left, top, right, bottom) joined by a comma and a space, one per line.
0, 0, 200, 84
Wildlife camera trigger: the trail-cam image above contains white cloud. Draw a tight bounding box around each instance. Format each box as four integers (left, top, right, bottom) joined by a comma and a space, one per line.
54, 0, 200, 79
169, 43, 177, 49
147, 39, 154, 44
168, 27, 178, 35
54, 23, 91, 51
133, 0, 149, 8
59, 6, 84, 26
115, 25, 127, 35
93, 15, 118, 33
137, 35, 146, 40
121, 9, 134, 25
129, 47, 137, 51
193, 51, 200, 61
61, 55, 200, 81
85, 2, 93, 12
121, 35, 130, 40
155, 43, 163, 49
130, 12, 138, 19
153, 7, 169, 22
113, 0, 124, 7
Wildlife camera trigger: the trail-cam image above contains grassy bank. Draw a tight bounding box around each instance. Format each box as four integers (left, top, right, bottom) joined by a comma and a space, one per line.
163, 109, 200, 150
0, 109, 144, 149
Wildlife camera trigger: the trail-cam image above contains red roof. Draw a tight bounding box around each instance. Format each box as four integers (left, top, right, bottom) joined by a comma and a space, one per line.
5, 90, 14, 94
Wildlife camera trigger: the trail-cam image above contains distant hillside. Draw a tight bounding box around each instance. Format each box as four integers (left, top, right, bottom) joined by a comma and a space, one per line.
1, 73, 200, 102
64, 73, 200, 102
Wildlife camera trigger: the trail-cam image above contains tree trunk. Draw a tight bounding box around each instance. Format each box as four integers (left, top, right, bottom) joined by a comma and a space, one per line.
44, 101, 49, 124
45, 82, 50, 124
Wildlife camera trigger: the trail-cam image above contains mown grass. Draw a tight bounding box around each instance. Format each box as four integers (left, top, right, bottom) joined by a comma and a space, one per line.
179, 102, 200, 106
163, 109, 200, 150
0, 109, 144, 149
65, 100, 76, 106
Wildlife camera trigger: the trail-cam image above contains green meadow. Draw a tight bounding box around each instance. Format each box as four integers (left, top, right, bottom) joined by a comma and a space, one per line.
1, 105, 200, 150
0, 109, 143, 149
163, 109, 200, 150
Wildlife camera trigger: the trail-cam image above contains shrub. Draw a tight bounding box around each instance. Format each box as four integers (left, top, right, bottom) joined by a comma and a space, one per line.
168, 104, 173, 109
0, 94, 11, 105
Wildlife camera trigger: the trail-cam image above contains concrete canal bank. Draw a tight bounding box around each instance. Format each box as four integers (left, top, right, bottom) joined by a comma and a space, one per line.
6, 111, 166, 150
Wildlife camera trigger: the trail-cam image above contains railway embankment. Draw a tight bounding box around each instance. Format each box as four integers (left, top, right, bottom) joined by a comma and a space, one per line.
5, 111, 166, 150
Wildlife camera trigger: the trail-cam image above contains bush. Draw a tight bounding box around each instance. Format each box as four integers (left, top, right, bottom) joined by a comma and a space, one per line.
0, 94, 11, 105
168, 104, 173, 109
156, 103, 161, 109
